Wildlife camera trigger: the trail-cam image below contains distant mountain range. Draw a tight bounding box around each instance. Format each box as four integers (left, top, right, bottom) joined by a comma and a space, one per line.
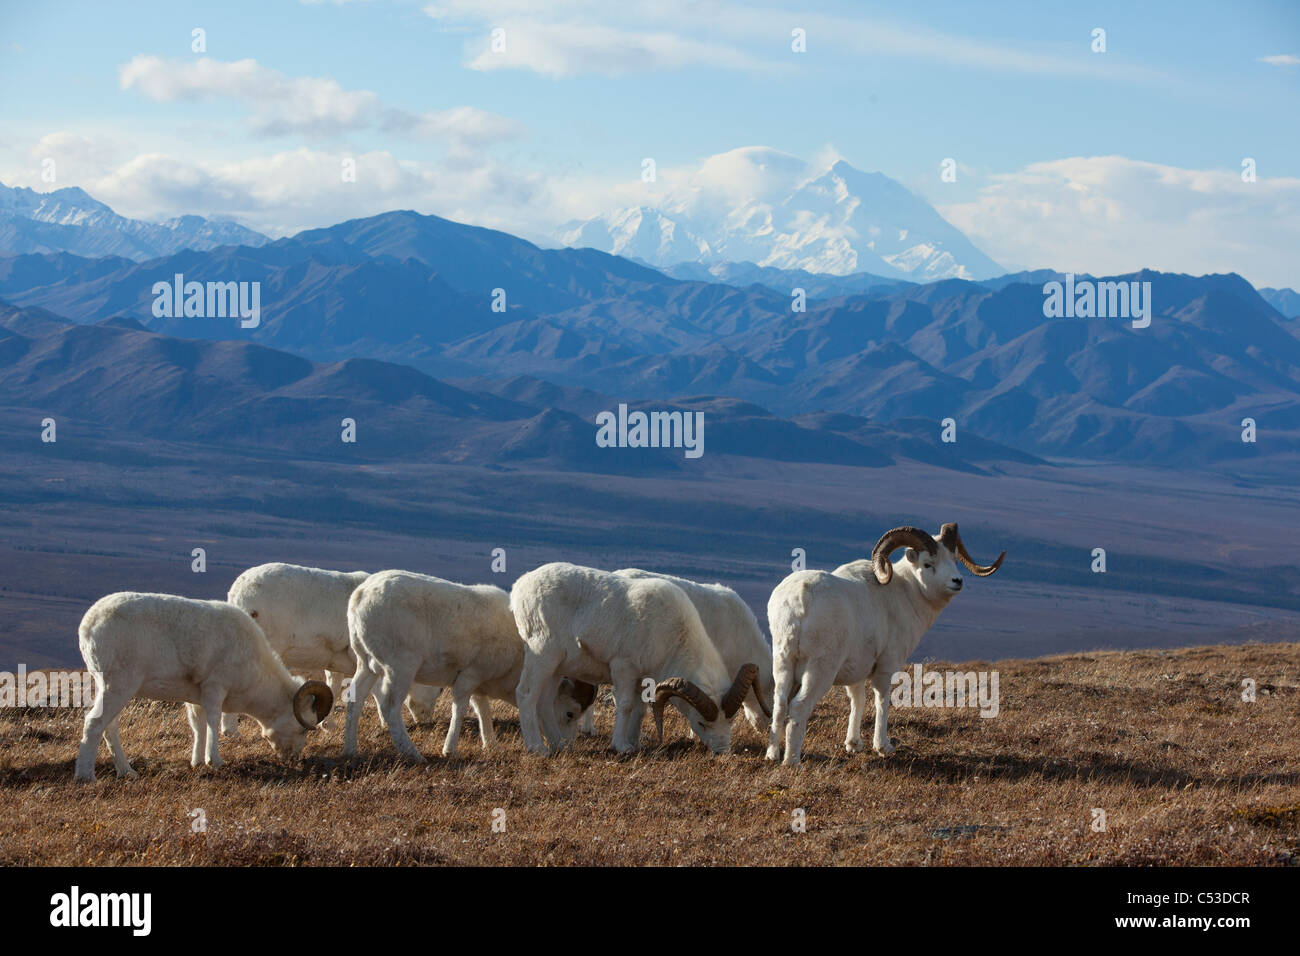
0, 303, 1037, 475
2, 184, 1298, 470
0, 181, 269, 260
557, 147, 1004, 281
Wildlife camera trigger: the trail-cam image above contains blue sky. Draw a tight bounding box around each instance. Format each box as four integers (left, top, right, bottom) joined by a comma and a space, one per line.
1, 0, 1298, 284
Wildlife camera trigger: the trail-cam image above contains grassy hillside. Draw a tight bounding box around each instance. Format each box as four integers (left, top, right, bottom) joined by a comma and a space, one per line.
1, 642, 1297, 866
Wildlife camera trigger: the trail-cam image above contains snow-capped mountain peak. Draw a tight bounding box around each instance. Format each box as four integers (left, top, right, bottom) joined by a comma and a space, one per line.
0, 181, 268, 260
558, 148, 1002, 281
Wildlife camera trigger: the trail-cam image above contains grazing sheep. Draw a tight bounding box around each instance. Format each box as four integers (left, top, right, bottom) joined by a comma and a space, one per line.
343, 570, 596, 761
212, 562, 441, 735
511, 563, 760, 755
766, 524, 1004, 767
75, 592, 333, 782
614, 569, 773, 733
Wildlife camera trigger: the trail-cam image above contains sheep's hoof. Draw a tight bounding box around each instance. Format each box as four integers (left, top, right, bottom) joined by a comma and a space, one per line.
873, 740, 896, 757
845, 738, 866, 753
120, 768, 140, 780
764, 746, 782, 761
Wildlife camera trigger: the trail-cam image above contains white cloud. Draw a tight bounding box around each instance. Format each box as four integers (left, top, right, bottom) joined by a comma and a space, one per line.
939, 156, 1300, 288
27, 132, 121, 181
425, 1, 1163, 81
119, 55, 521, 145
80, 147, 550, 238
437, 17, 768, 77
1258, 54, 1300, 67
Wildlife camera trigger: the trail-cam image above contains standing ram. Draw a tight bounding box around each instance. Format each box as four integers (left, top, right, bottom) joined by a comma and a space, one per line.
75, 592, 333, 781
511, 563, 760, 755
343, 570, 595, 761
766, 524, 1004, 766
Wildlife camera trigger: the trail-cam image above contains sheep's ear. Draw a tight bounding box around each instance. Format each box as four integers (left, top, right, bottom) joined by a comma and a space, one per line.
905, 548, 918, 562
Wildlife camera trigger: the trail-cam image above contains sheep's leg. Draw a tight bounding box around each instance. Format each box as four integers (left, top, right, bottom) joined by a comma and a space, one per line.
470, 694, 496, 750
325, 669, 344, 705
537, 672, 569, 753
515, 654, 554, 755
442, 675, 477, 757
104, 717, 135, 778
219, 712, 240, 738
320, 669, 345, 730
578, 703, 596, 736
377, 669, 423, 762
200, 687, 226, 768
185, 704, 207, 767
76, 679, 137, 782
744, 686, 771, 736
343, 661, 378, 757
610, 665, 644, 754
844, 681, 868, 753
783, 670, 830, 767
373, 689, 391, 731
766, 663, 797, 762
870, 668, 896, 756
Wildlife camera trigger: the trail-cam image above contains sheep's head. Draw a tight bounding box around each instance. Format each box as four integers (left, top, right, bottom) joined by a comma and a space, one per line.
552, 679, 598, 744
652, 664, 757, 754
871, 523, 1004, 603
260, 678, 333, 761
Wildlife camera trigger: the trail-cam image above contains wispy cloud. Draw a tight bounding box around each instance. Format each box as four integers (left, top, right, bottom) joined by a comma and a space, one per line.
119, 55, 522, 145
425, 1, 1165, 81
425, 3, 768, 77
939, 156, 1300, 288
0, 143, 550, 239
1258, 54, 1300, 67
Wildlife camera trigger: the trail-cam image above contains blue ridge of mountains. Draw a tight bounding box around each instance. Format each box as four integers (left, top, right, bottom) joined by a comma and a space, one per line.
0, 302, 1038, 476
1, 204, 1298, 468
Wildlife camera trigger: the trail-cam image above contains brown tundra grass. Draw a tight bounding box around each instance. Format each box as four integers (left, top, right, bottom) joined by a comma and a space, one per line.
1, 642, 1297, 866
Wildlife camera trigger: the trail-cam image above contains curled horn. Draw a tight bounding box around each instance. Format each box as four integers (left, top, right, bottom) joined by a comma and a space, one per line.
652, 678, 719, 742
720, 663, 759, 719
938, 522, 1005, 577
293, 679, 334, 729
871, 526, 938, 585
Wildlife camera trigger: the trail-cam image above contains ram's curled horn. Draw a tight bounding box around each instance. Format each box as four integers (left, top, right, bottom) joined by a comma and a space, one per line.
293, 679, 334, 729
939, 522, 1005, 577
871, 526, 938, 585
652, 678, 719, 741
720, 663, 759, 719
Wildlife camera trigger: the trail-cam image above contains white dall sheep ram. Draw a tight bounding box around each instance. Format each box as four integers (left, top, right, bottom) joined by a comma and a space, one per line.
344, 570, 597, 761
511, 563, 760, 755
610, 569, 773, 734
766, 524, 1004, 767
213, 563, 441, 736
75, 592, 333, 781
